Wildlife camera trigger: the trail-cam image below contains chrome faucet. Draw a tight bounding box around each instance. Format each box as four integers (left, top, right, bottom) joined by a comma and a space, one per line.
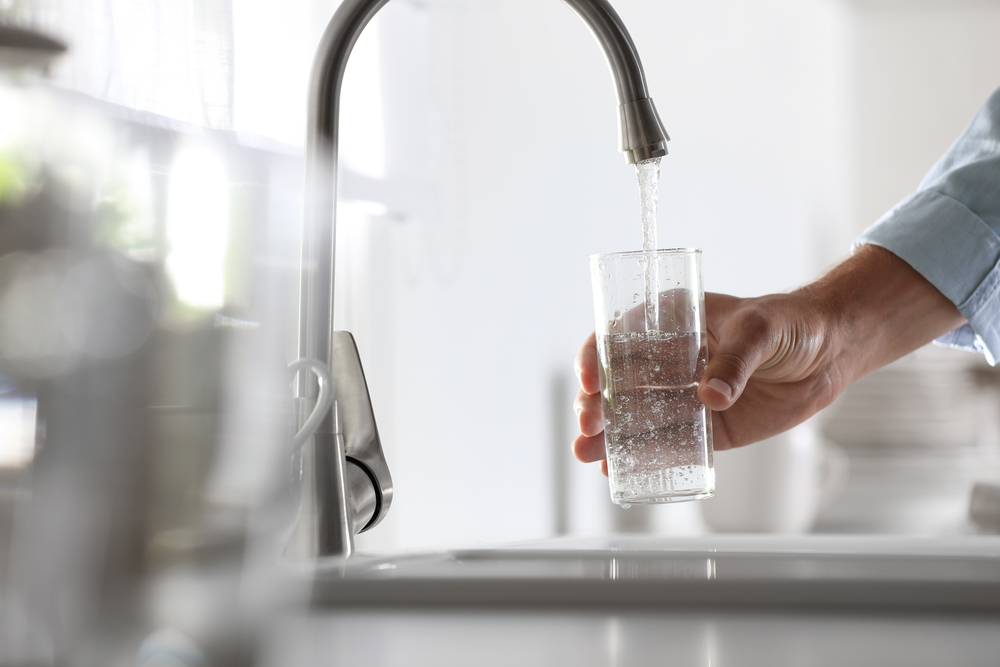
289, 0, 669, 558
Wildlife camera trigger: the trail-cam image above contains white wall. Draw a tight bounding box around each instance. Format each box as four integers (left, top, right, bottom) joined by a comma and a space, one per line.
321, 0, 1000, 551
333, 0, 847, 551
849, 0, 1000, 235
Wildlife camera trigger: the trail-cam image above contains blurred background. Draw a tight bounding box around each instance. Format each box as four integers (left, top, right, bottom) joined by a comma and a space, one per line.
0, 0, 999, 659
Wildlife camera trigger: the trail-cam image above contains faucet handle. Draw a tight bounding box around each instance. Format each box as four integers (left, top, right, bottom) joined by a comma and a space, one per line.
284, 333, 391, 559
331, 331, 393, 532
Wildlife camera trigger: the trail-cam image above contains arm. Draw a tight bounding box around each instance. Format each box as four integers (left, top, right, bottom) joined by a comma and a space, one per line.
573, 244, 966, 471
577, 85, 999, 469
858, 85, 1000, 362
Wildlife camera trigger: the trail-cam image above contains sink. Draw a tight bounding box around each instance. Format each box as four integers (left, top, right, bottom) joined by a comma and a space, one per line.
259, 536, 1000, 667
309, 534, 1000, 611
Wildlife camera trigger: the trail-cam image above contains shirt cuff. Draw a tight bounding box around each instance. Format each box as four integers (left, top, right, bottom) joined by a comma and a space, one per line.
854, 188, 1000, 365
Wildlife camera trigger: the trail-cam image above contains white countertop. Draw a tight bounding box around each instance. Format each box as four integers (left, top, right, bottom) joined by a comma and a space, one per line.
261, 535, 1000, 667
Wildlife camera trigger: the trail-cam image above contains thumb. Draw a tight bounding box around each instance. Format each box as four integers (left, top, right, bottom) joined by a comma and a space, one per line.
699, 312, 775, 411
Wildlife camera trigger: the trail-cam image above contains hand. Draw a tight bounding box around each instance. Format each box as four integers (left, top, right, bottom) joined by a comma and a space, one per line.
573, 245, 966, 471
572, 291, 831, 472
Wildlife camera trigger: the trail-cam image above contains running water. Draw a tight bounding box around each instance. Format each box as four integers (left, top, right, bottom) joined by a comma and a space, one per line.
599, 330, 714, 504
635, 157, 661, 331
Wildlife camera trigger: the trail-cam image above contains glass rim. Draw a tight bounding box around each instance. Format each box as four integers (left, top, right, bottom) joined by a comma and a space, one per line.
589, 247, 701, 261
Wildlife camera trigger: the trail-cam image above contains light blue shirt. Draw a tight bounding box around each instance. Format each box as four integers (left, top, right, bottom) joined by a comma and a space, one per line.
855, 85, 1000, 365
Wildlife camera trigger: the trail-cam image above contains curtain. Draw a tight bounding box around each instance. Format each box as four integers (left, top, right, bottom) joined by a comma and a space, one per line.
10, 0, 236, 130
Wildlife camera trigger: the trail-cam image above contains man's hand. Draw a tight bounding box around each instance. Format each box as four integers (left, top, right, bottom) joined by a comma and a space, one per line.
573, 245, 967, 470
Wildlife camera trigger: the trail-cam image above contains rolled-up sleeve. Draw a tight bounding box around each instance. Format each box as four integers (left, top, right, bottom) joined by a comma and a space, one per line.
855, 85, 1000, 365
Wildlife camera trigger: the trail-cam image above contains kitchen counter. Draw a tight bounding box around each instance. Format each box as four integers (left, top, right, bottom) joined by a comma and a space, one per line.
261, 535, 1000, 666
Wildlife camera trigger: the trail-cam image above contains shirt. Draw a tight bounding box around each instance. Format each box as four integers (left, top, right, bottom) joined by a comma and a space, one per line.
855, 85, 1000, 365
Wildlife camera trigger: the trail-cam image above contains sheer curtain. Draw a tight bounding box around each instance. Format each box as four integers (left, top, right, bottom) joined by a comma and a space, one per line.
13, 0, 235, 129
6, 0, 340, 144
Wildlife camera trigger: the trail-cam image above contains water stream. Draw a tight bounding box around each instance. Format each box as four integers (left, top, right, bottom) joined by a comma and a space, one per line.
635, 157, 661, 331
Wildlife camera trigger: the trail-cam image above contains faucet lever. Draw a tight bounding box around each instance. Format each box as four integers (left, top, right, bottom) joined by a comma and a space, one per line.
286, 333, 389, 558
331, 331, 392, 532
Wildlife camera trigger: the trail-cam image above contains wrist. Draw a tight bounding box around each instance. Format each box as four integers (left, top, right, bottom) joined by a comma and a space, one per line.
801, 244, 966, 385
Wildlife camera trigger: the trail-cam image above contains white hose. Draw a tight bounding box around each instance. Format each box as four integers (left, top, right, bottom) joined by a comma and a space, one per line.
288, 358, 333, 451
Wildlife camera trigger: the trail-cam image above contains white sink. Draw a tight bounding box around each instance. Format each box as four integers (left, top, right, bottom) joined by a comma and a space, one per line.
310, 534, 1000, 611
262, 535, 1000, 667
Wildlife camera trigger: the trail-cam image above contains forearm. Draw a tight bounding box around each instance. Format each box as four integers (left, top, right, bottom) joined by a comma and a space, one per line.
803, 244, 967, 385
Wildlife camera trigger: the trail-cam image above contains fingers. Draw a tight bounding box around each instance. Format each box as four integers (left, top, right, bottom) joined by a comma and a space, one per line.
709, 409, 733, 451
574, 388, 603, 438
574, 331, 600, 395
572, 432, 605, 463
574, 332, 608, 474
704, 292, 740, 353
699, 308, 776, 411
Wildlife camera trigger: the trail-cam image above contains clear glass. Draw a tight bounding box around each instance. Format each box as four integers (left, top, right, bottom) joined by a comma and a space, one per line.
590, 248, 714, 506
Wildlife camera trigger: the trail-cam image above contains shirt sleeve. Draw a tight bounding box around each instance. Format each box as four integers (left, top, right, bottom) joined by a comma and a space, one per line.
854, 85, 1000, 366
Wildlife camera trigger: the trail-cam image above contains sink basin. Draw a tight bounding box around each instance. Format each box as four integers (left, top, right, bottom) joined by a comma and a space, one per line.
262, 536, 1000, 667
250, 536, 1000, 667
309, 534, 1000, 611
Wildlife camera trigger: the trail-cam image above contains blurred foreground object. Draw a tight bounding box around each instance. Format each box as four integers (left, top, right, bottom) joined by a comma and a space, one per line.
970, 482, 1000, 534
0, 53, 296, 661
0, 24, 65, 74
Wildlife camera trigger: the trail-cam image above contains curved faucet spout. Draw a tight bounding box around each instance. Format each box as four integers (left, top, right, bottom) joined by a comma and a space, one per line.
561, 0, 670, 163
294, 0, 668, 558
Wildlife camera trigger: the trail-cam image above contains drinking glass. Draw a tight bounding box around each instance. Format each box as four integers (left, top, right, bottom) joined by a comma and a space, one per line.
590, 248, 714, 506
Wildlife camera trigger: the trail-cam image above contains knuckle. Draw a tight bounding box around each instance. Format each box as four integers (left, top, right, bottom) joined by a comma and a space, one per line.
735, 309, 775, 342
712, 350, 753, 385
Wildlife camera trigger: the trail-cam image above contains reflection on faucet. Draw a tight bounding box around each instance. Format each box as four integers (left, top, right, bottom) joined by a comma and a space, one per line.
293, 0, 670, 558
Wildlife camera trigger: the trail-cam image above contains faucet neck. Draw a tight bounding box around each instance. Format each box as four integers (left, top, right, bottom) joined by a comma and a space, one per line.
562, 0, 670, 163
295, 0, 668, 558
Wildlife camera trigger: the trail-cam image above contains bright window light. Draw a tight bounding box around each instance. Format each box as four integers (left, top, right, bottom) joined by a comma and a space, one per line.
0, 85, 25, 150
0, 396, 37, 467
165, 145, 229, 309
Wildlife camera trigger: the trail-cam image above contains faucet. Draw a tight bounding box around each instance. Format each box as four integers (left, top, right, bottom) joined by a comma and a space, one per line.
289, 0, 669, 559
